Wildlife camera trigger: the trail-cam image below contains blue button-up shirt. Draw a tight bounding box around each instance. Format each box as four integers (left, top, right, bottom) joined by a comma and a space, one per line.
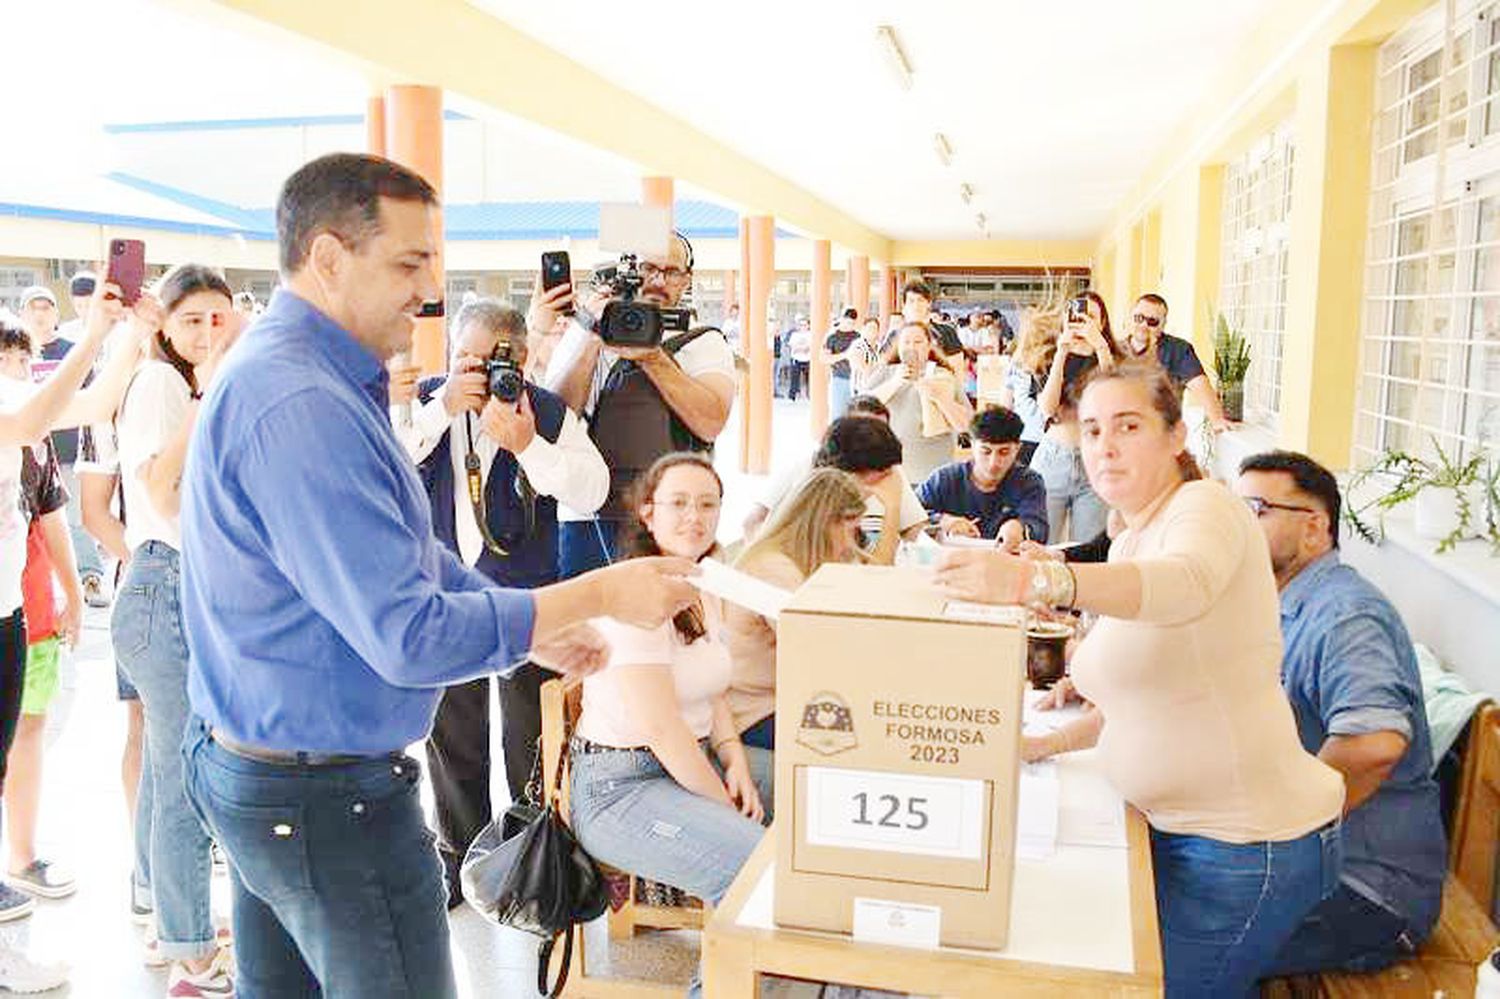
1280, 551, 1445, 933
181, 291, 535, 754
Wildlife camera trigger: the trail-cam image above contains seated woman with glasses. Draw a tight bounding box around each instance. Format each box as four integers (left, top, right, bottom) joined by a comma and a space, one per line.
726, 468, 867, 751
934, 362, 1343, 998
569, 452, 772, 917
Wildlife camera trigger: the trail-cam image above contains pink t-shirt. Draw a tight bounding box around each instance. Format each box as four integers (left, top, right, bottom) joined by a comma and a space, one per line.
576, 596, 731, 747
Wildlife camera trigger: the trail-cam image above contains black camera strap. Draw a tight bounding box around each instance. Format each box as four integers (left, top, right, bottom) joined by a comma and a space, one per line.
463, 414, 512, 557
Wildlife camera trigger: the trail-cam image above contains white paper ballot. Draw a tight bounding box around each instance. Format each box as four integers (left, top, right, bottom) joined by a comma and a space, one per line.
1016, 760, 1060, 860
691, 558, 793, 620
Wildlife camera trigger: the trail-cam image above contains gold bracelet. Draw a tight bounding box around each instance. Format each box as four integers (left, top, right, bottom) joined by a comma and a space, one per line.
711, 736, 737, 754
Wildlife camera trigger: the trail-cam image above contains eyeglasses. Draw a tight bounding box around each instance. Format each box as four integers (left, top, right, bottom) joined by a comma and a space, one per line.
1242, 496, 1316, 518
640, 262, 691, 285
652, 495, 722, 515
1131, 313, 1163, 328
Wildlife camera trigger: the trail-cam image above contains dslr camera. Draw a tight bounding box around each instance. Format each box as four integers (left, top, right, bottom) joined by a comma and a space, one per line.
486, 340, 524, 403
592, 254, 691, 349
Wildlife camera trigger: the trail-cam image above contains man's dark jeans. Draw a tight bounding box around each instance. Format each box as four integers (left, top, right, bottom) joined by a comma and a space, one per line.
183, 720, 455, 999
1260, 882, 1426, 978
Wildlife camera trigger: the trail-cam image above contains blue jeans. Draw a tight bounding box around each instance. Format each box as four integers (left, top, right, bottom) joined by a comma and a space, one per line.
1152, 821, 1341, 999
1260, 881, 1423, 977
830, 375, 852, 418
1032, 437, 1108, 544
558, 519, 619, 579
569, 742, 772, 907
58, 466, 103, 578
111, 541, 212, 960
183, 720, 454, 999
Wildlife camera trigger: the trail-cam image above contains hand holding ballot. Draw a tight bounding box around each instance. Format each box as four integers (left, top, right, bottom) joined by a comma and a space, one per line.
932, 547, 1026, 604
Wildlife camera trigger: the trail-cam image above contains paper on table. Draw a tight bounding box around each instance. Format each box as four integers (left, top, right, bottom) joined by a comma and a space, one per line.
691, 558, 793, 620
1057, 755, 1128, 849
1016, 760, 1060, 860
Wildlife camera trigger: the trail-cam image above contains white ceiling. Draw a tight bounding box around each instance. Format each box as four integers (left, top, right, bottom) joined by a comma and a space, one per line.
469, 0, 1277, 242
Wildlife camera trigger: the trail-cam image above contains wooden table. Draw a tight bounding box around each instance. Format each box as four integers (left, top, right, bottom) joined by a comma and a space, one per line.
702, 744, 1164, 998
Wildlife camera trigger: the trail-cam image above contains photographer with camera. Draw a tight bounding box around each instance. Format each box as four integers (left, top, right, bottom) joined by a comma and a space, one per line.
536, 232, 736, 577
406, 297, 607, 907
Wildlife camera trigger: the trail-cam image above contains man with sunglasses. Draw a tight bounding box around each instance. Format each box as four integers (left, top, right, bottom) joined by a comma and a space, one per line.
1128, 293, 1230, 432
534, 232, 736, 577
1236, 450, 1444, 979
405, 297, 608, 908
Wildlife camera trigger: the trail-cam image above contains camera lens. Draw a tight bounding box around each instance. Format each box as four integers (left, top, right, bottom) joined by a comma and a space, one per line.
623, 310, 644, 333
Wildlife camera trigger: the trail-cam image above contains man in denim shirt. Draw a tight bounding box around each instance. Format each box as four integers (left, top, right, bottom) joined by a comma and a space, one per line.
1237, 451, 1445, 976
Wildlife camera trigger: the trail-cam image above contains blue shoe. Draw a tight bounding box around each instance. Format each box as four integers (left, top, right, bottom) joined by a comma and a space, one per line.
0, 883, 35, 922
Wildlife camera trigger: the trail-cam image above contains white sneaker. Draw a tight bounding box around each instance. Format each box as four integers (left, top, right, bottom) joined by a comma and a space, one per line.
165, 946, 234, 998
0, 945, 67, 993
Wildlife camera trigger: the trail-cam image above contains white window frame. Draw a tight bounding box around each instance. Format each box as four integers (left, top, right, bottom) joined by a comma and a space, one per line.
1217, 123, 1296, 428
1355, 0, 1500, 465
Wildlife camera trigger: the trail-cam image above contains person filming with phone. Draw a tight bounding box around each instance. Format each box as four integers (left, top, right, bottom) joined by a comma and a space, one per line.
404, 297, 608, 908
533, 226, 737, 577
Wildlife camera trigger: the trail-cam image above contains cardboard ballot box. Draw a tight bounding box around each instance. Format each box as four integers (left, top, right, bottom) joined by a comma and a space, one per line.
773, 563, 1027, 950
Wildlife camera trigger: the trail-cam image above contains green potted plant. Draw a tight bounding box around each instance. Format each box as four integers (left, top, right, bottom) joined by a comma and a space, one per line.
1344, 437, 1486, 554
1211, 312, 1251, 422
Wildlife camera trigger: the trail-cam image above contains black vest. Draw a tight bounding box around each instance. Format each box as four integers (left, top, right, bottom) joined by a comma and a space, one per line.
589, 328, 717, 520
417, 379, 567, 589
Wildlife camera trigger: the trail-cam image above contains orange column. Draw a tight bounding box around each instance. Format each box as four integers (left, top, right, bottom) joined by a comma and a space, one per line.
746, 216, 775, 474
366, 95, 386, 157
809, 240, 832, 437
878, 268, 896, 333
642, 176, 674, 223
386, 85, 445, 374
738, 219, 752, 471
847, 254, 870, 322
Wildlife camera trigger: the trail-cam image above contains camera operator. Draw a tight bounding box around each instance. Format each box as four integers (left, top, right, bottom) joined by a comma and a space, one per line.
405, 297, 607, 906
535, 232, 736, 577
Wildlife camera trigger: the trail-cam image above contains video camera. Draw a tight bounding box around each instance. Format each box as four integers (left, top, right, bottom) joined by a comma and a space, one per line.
592, 254, 692, 349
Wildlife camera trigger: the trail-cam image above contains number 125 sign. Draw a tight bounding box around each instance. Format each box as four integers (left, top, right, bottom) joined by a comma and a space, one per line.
804, 767, 988, 861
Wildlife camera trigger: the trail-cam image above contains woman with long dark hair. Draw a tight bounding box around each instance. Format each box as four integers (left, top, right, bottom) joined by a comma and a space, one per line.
111, 264, 240, 996
1032, 289, 1119, 542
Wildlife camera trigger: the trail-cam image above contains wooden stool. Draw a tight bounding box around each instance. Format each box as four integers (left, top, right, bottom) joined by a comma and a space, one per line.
539, 678, 707, 996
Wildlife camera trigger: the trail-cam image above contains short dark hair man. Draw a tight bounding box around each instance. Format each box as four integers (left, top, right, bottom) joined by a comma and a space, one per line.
406, 297, 608, 906
1128, 293, 1229, 432
532, 231, 736, 577
883, 280, 965, 361
918, 407, 1047, 550
745, 414, 922, 565
179, 152, 694, 998
1236, 450, 1444, 977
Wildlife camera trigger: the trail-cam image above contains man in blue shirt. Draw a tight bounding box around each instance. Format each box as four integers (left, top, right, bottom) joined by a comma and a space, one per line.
1236, 451, 1445, 977
179, 153, 696, 999
917, 407, 1048, 549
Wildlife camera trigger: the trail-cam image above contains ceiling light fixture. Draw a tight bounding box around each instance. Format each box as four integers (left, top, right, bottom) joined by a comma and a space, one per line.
975, 212, 988, 230
876, 26, 913, 91
934, 132, 953, 167
958, 183, 973, 205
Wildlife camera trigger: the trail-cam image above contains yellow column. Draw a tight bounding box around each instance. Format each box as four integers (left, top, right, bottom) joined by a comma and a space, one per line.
366, 95, 386, 157
847, 255, 870, 321
385, 84, 445, 374
747, 216, 775, 474
1280, 45, 1378, 468
1191, 166, 1226, 364
809, 239, 832, 436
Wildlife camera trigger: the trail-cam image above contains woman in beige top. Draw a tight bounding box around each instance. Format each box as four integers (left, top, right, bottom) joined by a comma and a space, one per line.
935, 363, 1343, 999
726, 468, 866, 750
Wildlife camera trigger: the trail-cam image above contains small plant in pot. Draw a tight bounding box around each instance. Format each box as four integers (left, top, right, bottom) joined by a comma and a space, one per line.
1345, 436, 1486, 554
1211, 312, 1251, 423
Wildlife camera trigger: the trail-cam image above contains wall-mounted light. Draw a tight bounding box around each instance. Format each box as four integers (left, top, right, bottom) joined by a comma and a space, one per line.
876, 26, 913, 91
958, 183, 973, 205
934, 132, 953, 167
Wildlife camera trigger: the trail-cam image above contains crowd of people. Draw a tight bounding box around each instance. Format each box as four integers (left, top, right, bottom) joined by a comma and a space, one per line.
0, 148, 1457, 999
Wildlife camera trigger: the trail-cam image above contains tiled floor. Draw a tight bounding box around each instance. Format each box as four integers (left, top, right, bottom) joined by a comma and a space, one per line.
2, 398, 824, 997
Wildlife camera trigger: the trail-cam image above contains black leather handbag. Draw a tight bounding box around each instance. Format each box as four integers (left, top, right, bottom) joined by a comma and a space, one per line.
460, 737, 607, 997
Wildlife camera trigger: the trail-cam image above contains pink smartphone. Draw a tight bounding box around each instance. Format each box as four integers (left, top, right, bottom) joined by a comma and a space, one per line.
107, 238, 146, 306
